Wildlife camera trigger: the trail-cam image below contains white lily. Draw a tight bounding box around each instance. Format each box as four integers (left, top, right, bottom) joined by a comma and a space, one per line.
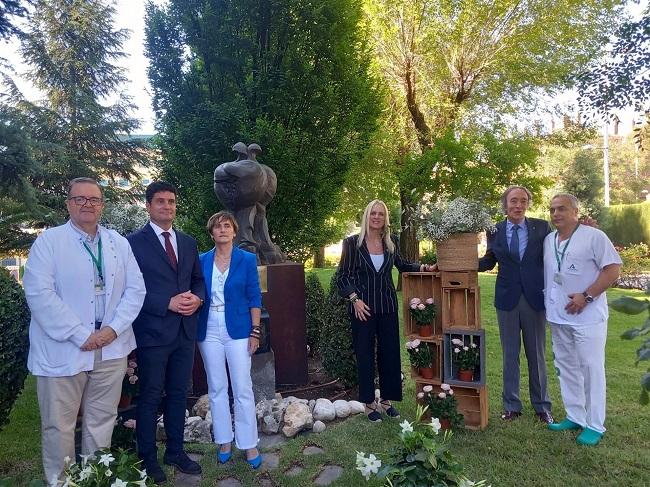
111, 480, 129, 487
430, 417, 441, 434
98, 453, 115, 467
399, 420, 414, 434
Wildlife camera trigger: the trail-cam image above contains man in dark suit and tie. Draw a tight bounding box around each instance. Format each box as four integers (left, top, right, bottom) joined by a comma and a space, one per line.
128, 181, 206, 483
479, 186, 553, 424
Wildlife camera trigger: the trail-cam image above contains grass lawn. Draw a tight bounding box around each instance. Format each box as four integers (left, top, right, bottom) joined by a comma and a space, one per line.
1, 271, 649, 486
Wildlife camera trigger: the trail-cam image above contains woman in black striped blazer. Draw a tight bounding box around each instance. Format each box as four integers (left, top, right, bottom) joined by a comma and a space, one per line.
337, 199, 433, 421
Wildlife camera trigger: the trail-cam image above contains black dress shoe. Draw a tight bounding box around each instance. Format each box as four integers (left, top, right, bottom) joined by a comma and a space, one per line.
501, 411, 522, 421
536, 411, 554, 424
143, 461, 167, 484
163, 451, 202, 475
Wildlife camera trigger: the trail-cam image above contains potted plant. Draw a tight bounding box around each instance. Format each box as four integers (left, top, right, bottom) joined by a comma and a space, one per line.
420, 383, 464, 430
451, 337, 480, 382
408, 297, 436, 337
416, 197, 495, 271
355, 405, 488, 486
119, 353, 139, 409
61, 447, 154, 486
405, 339, 435, 379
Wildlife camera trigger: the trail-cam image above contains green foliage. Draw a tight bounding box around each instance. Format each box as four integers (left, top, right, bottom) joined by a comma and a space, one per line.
600, 202, 650, 247
419, 247, 437, 265
612, 286, 650, 405
0, 0, 147, 252
317, 272, 357, 386
405, 339, 433, 369
62, 448, 154, 486
560, 150, 604, 219
145, 0, 381, 260
304, 273, 326, 354
617, 243, 650, 290
0, 0, 29, 39
0, 267, 29, 431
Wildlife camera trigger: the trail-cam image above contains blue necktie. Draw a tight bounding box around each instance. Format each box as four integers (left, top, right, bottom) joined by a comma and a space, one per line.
510, 224, 520, 262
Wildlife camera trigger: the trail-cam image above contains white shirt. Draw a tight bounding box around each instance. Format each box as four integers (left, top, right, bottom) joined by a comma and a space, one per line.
23, 221, 146, 376
370, 253, 384, 272
543, 224, 622, 326
210, 263, 228, 307
149, 221, 178, 258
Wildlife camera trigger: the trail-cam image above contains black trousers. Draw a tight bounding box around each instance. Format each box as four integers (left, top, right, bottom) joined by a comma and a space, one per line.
350, 311, 402, 404
136, 327, 195, 463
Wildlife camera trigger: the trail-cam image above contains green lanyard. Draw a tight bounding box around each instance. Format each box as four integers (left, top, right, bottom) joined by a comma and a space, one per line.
553, 224, 579, 273
82, 238, 104, 282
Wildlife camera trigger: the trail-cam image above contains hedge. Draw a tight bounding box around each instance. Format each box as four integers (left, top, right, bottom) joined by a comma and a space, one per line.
600, 202, 650, 246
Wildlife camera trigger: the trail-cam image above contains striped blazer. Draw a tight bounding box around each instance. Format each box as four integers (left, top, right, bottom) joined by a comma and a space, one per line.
336, 234, 420, 315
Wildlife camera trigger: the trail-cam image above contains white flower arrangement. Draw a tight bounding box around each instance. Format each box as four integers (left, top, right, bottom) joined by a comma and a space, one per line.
60, 448, 153, 486
416, 197, 495, 242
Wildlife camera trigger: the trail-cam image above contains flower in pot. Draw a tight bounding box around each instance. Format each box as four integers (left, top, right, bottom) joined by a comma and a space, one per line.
120, 355, 139, 408
406, 339, 435, 379
409, 297, 436, 336
452, 338, 480, 382
422, 383, 464, 430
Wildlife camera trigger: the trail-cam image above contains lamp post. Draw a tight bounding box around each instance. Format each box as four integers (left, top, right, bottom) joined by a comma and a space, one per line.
603, 121, 610, 207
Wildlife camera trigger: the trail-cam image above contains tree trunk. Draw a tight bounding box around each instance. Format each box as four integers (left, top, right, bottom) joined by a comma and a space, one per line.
313, 246, 326, 268
397, 188, 419, 291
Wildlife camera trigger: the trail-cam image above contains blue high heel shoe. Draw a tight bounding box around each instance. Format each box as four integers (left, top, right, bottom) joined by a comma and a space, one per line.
217, 448, 232, 464
246, 453, 262, 469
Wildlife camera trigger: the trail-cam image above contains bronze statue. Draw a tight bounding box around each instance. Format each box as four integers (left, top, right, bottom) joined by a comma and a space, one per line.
213, 142, 285, 264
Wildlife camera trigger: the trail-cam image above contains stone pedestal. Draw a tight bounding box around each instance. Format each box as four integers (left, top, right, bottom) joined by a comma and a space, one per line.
263, 262, 308, 385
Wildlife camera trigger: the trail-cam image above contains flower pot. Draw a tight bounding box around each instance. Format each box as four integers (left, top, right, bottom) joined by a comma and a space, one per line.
419, 367, 434, 379
118, 394, 132, 409
458, 369, 474, 382
439, 418, 452, 431
436, 233, 479, 271
418, 324, 433, 337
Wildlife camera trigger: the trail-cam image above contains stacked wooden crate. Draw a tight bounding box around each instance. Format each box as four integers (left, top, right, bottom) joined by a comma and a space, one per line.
403, 270, 488, 430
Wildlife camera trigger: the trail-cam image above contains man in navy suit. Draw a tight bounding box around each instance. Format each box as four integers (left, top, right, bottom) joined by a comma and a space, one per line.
128, 181, 206, 483
479, 186, 553, 423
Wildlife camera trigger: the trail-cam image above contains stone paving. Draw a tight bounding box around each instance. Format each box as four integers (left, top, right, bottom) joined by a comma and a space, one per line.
172, 436, 344, 486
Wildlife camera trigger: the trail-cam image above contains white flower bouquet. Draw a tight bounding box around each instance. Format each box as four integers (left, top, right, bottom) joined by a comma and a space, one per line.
416, 197, 495, 242
59, 448, 153, 487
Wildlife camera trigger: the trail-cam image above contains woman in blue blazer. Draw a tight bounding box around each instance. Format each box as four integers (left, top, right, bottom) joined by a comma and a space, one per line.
197, 211, 263, 469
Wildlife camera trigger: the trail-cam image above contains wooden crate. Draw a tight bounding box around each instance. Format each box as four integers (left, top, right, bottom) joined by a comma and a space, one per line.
415, 380, 488, 430
443, 330, 486, 386
402, 272, 443, 337
408, 337, 443, 383
440, 271, 478, 289
441, 286, 481, 330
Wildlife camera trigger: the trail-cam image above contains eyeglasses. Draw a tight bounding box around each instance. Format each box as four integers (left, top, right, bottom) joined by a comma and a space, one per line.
67, 196, 104, 206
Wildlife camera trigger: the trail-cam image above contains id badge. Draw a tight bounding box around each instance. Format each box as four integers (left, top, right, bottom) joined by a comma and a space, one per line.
95, 282, 105, 296
553, 272, 563, 285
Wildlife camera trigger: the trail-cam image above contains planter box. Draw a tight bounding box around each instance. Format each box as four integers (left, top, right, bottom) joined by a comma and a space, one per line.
402, 272, 443, 336
408, 338, 443, 383
443, 330, 486, 386
415, 380, 488, 430
441, 286, 481, 330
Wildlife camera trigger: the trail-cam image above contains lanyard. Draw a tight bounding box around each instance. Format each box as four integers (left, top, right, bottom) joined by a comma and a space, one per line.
83, 238, 104, 282
553, 224, 579, 273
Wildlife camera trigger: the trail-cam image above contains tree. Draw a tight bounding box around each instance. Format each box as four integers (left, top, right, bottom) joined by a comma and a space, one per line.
561, 149, 604, 218
364, 0, 625, 261
0, 0, 30, 40
145, 0, 381, 259
1, 0, 147, 251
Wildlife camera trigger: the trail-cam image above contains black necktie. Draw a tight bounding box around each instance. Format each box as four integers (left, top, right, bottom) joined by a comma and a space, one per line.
510, 224, 520, 262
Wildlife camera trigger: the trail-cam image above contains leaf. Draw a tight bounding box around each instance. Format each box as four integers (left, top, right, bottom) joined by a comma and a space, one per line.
610, 296, 649, 315
640, 389, 649, 406
621, 328, 640, 340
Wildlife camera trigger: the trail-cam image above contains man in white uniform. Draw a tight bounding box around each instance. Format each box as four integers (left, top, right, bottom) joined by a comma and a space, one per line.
543, 193, 621, 446
23, 178, 146, 484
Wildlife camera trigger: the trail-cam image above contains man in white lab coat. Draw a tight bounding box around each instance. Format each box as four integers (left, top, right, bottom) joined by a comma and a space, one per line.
23, 177, 146, 485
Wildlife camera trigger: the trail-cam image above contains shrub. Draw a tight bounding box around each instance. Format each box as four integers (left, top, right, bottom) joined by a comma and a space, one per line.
305, 273, 326, 353
616, 243, 650, 290
419, 247, 437, 265
317, 272, 358, 386
601, 202, 650, 247
0, 267, 30, 431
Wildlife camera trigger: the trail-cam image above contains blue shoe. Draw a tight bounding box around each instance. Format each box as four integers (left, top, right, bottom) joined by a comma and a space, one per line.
548, 418, 582, 432
576, 427, 603, 446
247, 454, 262, 469
217, 449, 232, 464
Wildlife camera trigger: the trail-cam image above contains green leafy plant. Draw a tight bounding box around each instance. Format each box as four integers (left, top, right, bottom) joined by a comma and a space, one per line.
355, 405, 486, 486
616, 243, 650, 290
405, 339, 434, 369
420, 384, 464, 429
408, 297, 436, 325
61, 448, 153, 486
305, 272, 327, 353
613, 285, 650, 405
451, 337, 480, 370
416, 197, 496, 242
0, 267, 30, 431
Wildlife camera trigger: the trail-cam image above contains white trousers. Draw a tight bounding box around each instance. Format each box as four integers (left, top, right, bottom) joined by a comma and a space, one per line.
550, 321, 607, 433
198, 311, 258, 450
37, 350, 126, 485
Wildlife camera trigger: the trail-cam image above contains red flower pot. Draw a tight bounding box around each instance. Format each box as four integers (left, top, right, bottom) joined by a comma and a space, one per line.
118, 394, 132, 409
419, 367, 434, 379
440, 418, 452, 431
458, 369, 474, 382
418, 324, 433, 337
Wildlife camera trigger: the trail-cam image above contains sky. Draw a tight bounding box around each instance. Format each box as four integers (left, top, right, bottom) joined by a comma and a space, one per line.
1, 0, 648, 136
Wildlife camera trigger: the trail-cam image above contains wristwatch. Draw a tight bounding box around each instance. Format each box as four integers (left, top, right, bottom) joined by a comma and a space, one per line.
582, 292, 594, 303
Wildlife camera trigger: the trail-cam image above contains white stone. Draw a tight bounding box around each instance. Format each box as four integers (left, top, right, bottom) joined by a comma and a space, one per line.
312, 420, 326, 433
281, 402, 313, 438
274, 392, 283, 401
348, 400, 365, 415
184, 418, 213, 443
261, 415, 280, 435
205, 410, 212, 424
256, 399, 272, 421
192, 395, 210, 419
308, 399, 316, 412
333, 400, 351, 418
312, 398, 336, 422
